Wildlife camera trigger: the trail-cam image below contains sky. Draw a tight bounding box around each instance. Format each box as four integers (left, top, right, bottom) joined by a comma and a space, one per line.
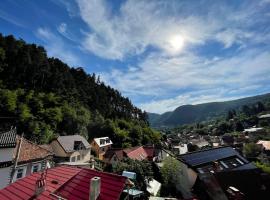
0, 0, 270, 114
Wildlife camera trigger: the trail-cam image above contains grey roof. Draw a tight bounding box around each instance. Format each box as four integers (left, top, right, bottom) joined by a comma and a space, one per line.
57, 135, 90, 152
178, 146, 246, 167
0, 129, 17, 148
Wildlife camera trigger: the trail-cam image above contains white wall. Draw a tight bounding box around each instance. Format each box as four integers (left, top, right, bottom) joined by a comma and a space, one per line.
0, 167, 11, 189
0, 148, 14, 162
70, 149, 91, 162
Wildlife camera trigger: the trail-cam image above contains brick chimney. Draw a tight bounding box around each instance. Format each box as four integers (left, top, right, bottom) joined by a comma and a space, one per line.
90, 177, 101, 200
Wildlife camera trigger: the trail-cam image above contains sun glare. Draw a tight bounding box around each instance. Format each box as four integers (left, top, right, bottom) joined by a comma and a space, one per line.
168, 35, 185, 52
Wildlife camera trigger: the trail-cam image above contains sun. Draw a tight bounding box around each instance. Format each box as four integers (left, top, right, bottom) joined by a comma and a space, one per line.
168, 35, 185, 52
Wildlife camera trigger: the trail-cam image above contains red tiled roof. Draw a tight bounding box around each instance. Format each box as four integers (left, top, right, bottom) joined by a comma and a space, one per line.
13, 137, 53, 163
0, 166, 127, 200
124, 146, 149, 161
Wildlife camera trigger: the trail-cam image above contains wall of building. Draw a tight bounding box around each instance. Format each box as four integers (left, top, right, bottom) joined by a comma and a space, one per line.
0, 148, 14, 162
177, 162, 198, 199
91, 141, 111, 160
11, 160, 47, 183
69, 149, 91, 162
0, 167, 11, 189
50, 140, 67, 157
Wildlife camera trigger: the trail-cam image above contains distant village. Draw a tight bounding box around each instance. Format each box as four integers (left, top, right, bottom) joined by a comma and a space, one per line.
0, 111, 270, 200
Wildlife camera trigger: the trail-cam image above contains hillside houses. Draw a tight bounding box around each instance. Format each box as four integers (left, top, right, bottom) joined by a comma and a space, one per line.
50, 135, 91, 164
91, 137, 113, 160
0, 129, 53, 189
104, 146, 155, 166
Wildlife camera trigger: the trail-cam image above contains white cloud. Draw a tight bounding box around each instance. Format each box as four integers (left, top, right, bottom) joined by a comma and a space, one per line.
72, 0, 270, 113
75, 0, 267, 60
101, 48, 270, 113
57, 23, 67, 33
36, 27, 80, 66
75, 0, 217, 59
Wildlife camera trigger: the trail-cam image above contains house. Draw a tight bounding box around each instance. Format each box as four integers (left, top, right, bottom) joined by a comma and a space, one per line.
11, 136, 54, 183
176, 146, 257, 199
172, 144, 188, 155
0, 129, 16, 189
0, 165, 127, 200
243, 127, 264, 133
257, 140, 270, 155
50, 135, 91, 163
104, 146, 155, 166
193, 167, 270, 200
91, 137, 113, 160
0, 129, 54, 188
103, 148, 124, 166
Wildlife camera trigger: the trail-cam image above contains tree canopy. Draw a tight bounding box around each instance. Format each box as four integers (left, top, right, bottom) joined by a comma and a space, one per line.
0, 34, 160, 146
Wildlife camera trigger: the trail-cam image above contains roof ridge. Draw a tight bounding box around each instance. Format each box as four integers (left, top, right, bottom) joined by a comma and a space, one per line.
50, 166, 82, 195
81, 167, 126, 179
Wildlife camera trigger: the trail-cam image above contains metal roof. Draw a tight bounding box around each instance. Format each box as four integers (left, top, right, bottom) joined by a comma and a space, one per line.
0, 165, 127, 200
0, 129, 16, 148
57, 135, 90, 152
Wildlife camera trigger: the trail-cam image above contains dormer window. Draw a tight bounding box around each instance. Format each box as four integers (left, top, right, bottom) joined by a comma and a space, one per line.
74, 141, 84, 150
100, 139, 106, 145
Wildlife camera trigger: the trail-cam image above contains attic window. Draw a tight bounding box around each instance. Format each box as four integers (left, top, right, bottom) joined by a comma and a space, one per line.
100, 139, 105, 145
74, 141, 84, 150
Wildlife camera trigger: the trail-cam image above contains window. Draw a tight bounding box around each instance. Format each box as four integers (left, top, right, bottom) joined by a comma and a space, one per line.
74, 141, 84, 150
71, 156, 76, 162
15, 167, 26, 180
77, 155, 80, 161
32, 163, 41, 173
100, 139, 105, 145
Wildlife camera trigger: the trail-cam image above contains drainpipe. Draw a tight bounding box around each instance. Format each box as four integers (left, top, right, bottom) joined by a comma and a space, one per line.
10, 133, 23, 183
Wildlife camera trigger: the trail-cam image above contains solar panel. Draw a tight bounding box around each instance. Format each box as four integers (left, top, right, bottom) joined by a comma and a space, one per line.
179, 147, 239, 167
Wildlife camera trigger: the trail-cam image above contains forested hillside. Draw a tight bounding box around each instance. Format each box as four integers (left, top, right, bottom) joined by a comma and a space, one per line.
149, 93, 270, 127
0, 34, 160, 146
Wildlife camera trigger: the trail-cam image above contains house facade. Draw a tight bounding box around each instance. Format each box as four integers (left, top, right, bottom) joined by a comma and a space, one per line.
0, 129, 16, 189
50, 135, 91, 163
11, 136, 54, 183
91, 137, 112, 160
0, 129, 53, 188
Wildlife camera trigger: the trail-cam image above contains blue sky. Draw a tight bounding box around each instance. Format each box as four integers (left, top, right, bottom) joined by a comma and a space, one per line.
1, 0, 270, 114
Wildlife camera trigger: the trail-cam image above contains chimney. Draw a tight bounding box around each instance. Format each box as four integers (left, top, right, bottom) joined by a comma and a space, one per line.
90, 177, 101, 200
35, 173, 46, 197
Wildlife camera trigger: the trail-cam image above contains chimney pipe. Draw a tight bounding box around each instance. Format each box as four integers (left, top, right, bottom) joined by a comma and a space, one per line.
90, 177, 101, 200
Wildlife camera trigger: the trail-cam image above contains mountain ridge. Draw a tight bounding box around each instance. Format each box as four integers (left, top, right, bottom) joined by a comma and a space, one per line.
148, 93, 270, 127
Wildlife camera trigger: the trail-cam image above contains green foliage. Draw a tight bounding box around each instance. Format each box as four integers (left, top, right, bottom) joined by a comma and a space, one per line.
255, 161, 270, 174
112, 158, 153, 190
243, 143, 261, 158
0, 89, 18, 112
0, 34, 160, 146
160, 157, 182, 196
